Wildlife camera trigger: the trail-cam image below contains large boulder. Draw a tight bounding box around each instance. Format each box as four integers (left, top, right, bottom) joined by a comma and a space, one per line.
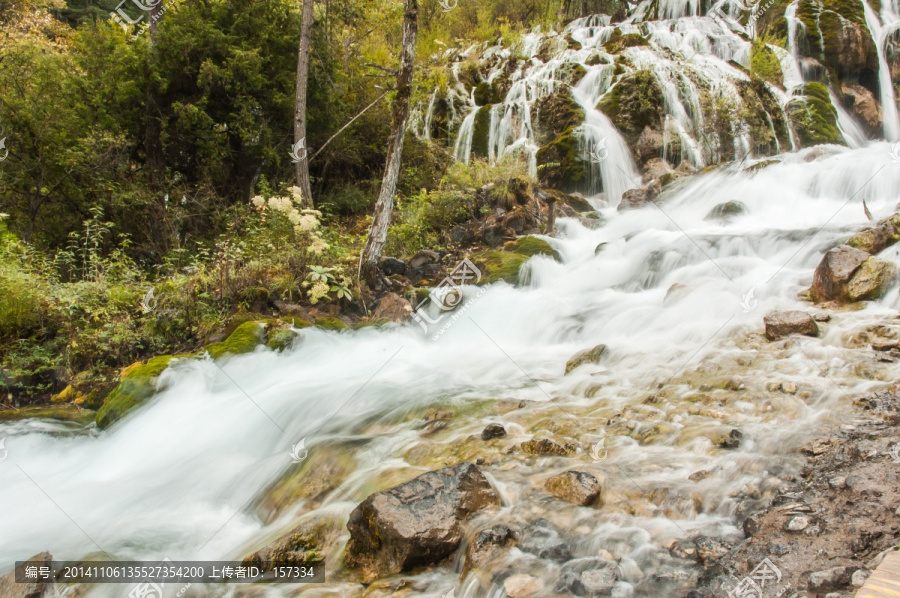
763, 311, 818, 341
846, 256, 897, 301
842, 83, 882, 137
810, 245, 869, 302
618, 180, 660, 211
345, 462, 500, 581
372, 293, 412, 323
847, 219, 898, 255
0, 552, 51, 598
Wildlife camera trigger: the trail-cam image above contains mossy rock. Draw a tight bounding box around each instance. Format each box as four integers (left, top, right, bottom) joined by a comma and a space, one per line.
315, 316, 350, 331
597, 70, 664, 143
535, 126, 588, 191
565, 344, 608, 374
267, 328, 300, 352
846, 257, 897, 301
471, 104, 493, 159
353, 317, 393, 329
95, 355, 180, 429
471, 236, 560, 285
750, 39, 783, 87
50, 385, 82, 404
787, 83, 844, 147
206, 321, 266, 360
535, 91, 585, 145
0, 404, 96, 424
242, 514, 343, 569
473, 81, 497, 106
603, 32, 648, 54
506, 236, 561, 261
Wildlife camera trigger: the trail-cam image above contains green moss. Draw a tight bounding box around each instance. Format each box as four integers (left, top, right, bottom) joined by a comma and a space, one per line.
315, 316, 350, 331
471, 104, 493, 159
471, 236, 560, 285
353, 318, 393, 329
597, 70, 664, 143
267, 328, 300, 351
535, 126, 588, 191
0, 404, 96, 424
535, 91, 585, 145
470, 251, 528, 285
508, 236, 561, 261
750, 40, 783, 87
95, 355, 179, 429
787, 83, 844, 147
206, 321, 265, 360
473, 82, 494, 106
603, 32, 649, 54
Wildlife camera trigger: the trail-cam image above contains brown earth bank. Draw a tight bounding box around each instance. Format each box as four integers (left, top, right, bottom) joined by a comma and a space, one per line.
694, 391, 900, 598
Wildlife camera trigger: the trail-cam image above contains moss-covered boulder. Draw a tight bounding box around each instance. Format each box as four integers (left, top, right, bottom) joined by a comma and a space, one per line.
846, 257, 897, 301
787, 83, 844, 147
0, 404, 96, 424
315, 316, 350, 331
206, 321, 266, 360
535, 91, 585, 145
602, 29, 648, 54
471, 104, 493, 159
242, 515, 342, 569
95, 355, 179, 429
750, 39, 783, 87
535, 126, 588, 191
597, 70, 664, 144
471, 236, 561, 285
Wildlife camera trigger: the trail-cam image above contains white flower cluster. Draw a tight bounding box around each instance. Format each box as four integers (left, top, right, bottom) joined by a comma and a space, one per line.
250, 187, 328, 255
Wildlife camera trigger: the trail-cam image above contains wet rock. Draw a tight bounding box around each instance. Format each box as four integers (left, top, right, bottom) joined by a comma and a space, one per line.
520, 520, 573, 562
345, 462, 500, 581
693, 536, 730, 564
544, 470, 602, 506
704, 201, 746, 222
372, 292, 412, 323
618, 180, 660, 211
242, 514, 340, 568
743, 512, 763, 537
842, 83, 882, 136
781, 382, 798, 394
808, 566, 858, 593
557, 557, 618, 596
811, 245, 870, 302
408, 249, 440, 270
847, 221, 897, 255
635, 126, 663, 162
764, 310, 818, 340
565, 344, 608, 374
0, 552, 52, 598
644, 157, 675, 181
872, 339, 898, 351
463, 524, 517, 575
845, 256, 896, 301
504, 574, 544, 597
520, 437, 577, 456
481, 422, 507, 440
718, 429, 743, 449
379, 257, 407, 276
784, 515, 810, 532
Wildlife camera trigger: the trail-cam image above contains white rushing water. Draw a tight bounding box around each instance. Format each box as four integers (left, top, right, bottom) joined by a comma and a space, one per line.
4, 143, 900, 596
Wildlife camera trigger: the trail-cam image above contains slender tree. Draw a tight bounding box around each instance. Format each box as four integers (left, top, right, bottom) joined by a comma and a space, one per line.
145, 0, 165, 189
293, 0, 315, 207
359, 0, 418, 283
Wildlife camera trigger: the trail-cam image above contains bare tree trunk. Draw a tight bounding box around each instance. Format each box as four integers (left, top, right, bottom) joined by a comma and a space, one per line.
359, 0, 418, 283
145, 0, 165, 189
293, 0, 315, 208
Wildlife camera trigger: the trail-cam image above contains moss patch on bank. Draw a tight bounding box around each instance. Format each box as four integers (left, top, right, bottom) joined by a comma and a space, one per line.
470, 236, 561, 285
787, 83, 844, 147
95, 355, 181, 429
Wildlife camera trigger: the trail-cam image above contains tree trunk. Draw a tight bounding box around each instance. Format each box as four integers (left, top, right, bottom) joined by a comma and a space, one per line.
293, 0, 315, 208
144, 0, 165, 189
359, 0, 418, 283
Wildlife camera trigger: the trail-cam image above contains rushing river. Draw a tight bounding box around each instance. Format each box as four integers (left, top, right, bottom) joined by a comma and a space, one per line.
3, 142, 900, 596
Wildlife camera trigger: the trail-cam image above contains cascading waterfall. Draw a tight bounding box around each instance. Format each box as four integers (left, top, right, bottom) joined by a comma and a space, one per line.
863, 0, 900, 141
453, 105, 480, 164
4, 143, 900, 597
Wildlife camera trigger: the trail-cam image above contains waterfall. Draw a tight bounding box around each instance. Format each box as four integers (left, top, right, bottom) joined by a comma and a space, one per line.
863, 0, 900, 141
830, 90, 869, 148
453, 106, 479, 164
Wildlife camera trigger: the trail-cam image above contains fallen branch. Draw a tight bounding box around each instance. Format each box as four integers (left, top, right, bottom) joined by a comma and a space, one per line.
309, 91, 389, 162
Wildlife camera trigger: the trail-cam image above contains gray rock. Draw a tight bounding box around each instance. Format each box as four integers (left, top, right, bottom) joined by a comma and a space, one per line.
811, 245, 869, 302
345, 462, 500, 581
808, 566, 858, 593
764, 310, 818, 340
784, 515, 809, 532
556, 557, 618, 596
704, 201, 747, 221
463, 524, 517, 575
520, 520, 572, 562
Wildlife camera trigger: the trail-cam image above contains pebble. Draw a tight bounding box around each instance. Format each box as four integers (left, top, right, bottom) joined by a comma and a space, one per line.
504, 574, 543, 598
852, 569, 870, 587
784, 515, 810, 532
481, 422, 507, 441
828, 476, 846, 489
